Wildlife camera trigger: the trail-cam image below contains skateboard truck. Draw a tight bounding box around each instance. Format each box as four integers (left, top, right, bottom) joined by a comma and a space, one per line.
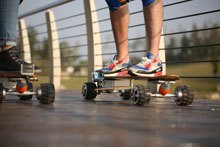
92, 71, 104, 82
82, 71, 194, 106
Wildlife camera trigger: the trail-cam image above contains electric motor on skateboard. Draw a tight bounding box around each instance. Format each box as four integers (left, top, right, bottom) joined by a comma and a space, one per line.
82, 71, 194, 106
0, 64, 55, 104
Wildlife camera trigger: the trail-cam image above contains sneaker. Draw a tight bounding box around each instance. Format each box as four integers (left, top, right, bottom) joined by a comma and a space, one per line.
96, 55, 131, 75
128, 52, 162, 77
0, 46, 41, 73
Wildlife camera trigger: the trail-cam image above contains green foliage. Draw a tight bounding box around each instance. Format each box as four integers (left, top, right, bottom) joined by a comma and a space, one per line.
18, 26, 80, 74
165, 37, 177, 61
181, 34, 191, 60
60, 41, 80, 67
40, 37, 49, 60
166, 22, 220, 76
27, 27, 39, 58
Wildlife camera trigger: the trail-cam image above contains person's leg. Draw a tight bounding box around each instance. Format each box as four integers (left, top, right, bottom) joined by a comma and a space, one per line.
0, 0, 19, 49
0, 0, 21, 71
143, 0, 163, 59
0, 0, 41, 73
97, 0, 131, 74
110, 0, 129, 63
128, 0, 163, 77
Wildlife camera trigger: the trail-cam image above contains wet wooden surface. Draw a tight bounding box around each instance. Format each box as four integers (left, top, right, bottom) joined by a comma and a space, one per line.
0, 90, 220, 147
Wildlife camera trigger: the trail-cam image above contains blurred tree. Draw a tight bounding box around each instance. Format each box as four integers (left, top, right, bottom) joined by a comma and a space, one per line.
166, 37, 177, 62
27, 27, 40, 58
190, 24, 202, 59
209, 23, 220, 76
17, 26, 40, 60
17, 26, 81, 73
131, 39, 145, 51
180, 34, 191, 61
40, 37, 49, 60
129, 39, 145, 64
60, 41, 79, 68
201, 22, 210, 57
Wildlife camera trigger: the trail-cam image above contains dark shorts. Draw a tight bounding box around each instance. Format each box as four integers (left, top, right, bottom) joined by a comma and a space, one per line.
106, 0, 155, 12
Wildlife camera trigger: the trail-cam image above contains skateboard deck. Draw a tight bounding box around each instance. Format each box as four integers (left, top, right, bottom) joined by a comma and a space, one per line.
0, 71, 37, 78
103, 74, 180, 81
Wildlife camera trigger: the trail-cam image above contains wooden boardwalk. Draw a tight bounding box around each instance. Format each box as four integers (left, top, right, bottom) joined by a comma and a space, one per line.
0, 90, 220, 147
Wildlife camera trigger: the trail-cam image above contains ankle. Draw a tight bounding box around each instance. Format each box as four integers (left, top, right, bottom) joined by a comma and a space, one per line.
0, 45, 13, 51
122, 57, 130, 63
147, 52, 160, 60
117, 54, 130, 63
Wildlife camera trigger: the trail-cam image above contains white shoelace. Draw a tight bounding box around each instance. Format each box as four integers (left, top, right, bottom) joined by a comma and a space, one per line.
137, 57, 152, 66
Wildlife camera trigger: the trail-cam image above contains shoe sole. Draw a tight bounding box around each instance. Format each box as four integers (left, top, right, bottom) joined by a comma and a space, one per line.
101, 66, 129, 74
128, 69, 163, 77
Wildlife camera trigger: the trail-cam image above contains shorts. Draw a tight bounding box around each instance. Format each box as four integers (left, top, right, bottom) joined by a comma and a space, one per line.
106, 0, 155, 12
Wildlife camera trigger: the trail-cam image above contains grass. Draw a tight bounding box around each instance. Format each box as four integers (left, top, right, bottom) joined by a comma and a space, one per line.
32, 76, 49, 87
166, 62, 220, 98
61, 76, 87, 91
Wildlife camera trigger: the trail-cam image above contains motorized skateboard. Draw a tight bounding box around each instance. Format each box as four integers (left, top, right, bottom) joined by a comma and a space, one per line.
82, 71, 194, 106
0, 64, 55, 104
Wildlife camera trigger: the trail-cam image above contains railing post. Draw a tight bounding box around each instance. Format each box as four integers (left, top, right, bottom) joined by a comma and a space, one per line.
148, 30, 166, 93
159, 30, 166, 75
18, 19, 31, 63
45, 9, 61, 90
84, 0, 103, 82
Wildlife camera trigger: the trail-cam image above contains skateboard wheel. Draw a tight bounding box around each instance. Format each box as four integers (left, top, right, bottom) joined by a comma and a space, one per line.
82, 82, 97, 100
16, 81, 28, 93
121, 90, 131, 100
0, 83, 6, 103
159, 83, 170, 95
19, 83, 33, 101
131, 85, 151, 106
174, 85, 194, 106
144, 87, 151, 104
36, 83, 55, 104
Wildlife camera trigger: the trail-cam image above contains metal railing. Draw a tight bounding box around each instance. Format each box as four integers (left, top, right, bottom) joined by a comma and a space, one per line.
18, 0, 220, 98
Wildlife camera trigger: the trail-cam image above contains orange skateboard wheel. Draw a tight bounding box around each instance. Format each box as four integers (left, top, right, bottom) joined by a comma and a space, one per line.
16, 82, 28, 93
159, 83, 170, 95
